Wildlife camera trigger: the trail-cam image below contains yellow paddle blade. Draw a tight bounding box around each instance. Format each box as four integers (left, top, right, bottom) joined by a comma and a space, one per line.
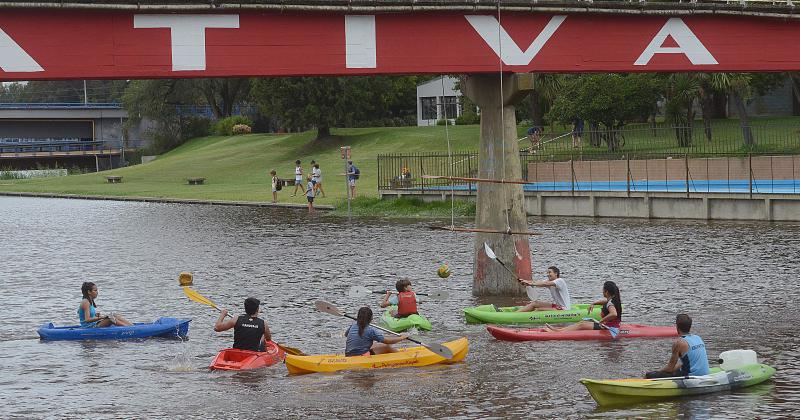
276, 343, 305, 356
182, 286, 218, 309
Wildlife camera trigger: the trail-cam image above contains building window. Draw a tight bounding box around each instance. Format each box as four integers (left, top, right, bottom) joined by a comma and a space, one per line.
441, 96, 459, 119
421, 97, 437, 120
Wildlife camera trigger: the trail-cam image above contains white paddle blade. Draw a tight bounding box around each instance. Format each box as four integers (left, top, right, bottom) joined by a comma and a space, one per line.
424, 342, 454, 359
483, 242, 496, 259
525, 285, 537, 301
426, 291, 449, 300
346, 285, 371, 298
315, 300, 344, 317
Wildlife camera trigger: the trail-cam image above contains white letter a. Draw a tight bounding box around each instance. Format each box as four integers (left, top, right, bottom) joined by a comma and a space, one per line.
635, 18, 717, 66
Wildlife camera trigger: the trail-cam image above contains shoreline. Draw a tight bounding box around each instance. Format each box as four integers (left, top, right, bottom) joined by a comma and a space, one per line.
0, 191, 335, 210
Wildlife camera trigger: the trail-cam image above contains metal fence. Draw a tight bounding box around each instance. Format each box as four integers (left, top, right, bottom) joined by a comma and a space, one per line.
378, 124, 800, 195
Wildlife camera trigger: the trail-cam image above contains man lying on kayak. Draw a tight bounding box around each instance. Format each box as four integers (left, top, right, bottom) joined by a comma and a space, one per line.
379, 278, 420, 318
645, 313, 710, 378
515, 266, 571, 312
214, 297, 272, 352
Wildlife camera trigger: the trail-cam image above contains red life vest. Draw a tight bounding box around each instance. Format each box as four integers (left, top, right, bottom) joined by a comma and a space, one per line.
396, 291, 418, 317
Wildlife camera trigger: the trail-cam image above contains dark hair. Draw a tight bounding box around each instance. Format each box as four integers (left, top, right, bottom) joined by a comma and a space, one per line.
547, 266, 560, 277
314, 163, 319, 169
244, 297, 260, 316
348, 160, 353, 165
81, 282, 96, 307
603, 281, 622, 320
356, 306, 373, 337
295, 160, 300, 164
270, 169, 276, 175
395, 278, 412, 292
310, 160, 316, 165
676, 313, 692, 333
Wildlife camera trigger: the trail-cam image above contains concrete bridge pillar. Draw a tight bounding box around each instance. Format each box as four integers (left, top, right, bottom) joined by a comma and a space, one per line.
463, 73, 533, 296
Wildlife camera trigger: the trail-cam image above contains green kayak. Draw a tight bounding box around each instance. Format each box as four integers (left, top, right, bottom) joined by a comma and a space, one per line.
464, 304, 603, 325
381, 307, 432, 332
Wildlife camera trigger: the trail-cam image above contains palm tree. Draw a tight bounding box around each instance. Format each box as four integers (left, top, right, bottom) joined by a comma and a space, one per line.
663, 73, 700, 147
527, 73, 564, 128
708, 73, 755, 146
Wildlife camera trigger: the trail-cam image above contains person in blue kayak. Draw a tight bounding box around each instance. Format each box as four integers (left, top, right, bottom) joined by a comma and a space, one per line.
345, 307, 407, 356
645, 313, 710, 378
379, 278, 420, 318
515, 266, 571, 312
214, 297, 272, 352
78, 282, 132, 327
543, 281, 621, 332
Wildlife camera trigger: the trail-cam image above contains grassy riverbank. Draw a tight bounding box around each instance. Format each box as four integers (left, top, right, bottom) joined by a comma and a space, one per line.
0, 125, 482, 211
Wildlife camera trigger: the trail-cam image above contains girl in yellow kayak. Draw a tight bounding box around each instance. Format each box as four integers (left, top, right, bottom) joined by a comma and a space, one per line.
545, 281, 621, 333
345, 307, 407, 356
78, 282, 132, 327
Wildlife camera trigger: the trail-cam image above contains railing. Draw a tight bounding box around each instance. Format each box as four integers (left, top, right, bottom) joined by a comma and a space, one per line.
0, 140, 108, 154
0, 102, 122, 109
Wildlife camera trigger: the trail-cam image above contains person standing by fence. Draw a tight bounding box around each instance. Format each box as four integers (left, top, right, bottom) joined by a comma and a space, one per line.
347, 160, 360, 199
572, 118, 584, 149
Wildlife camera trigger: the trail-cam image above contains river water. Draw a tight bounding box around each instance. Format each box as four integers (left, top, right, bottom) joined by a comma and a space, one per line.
1, 196, 798, 419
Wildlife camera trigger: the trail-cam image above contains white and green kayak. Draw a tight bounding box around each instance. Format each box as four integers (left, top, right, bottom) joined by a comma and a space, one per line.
463, 304, 603, 325
581, 363, 776, 406
381, 307, 432, 332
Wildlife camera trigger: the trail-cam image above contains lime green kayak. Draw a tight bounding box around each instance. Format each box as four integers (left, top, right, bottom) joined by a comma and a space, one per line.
381, 307, 432, 332
463, 304, 602, 325
580, 363, 776, 406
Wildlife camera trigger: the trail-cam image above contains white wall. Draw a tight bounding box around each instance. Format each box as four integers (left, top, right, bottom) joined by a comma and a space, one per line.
416, 76, 462, 126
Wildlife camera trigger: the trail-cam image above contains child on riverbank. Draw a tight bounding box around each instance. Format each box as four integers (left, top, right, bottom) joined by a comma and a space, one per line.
305, 175, 315, 213
312, 163, 326, 198
292, 160, 304, 197
270, 169, 279, 203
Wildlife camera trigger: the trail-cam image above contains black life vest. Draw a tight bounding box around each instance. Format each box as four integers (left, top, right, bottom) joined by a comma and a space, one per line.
233, 315, 265, 351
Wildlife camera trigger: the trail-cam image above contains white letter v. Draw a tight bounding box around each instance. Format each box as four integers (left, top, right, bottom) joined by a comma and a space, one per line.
466, 15, 566, 66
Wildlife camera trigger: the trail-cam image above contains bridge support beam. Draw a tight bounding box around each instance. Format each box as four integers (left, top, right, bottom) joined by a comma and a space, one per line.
463, 73, 533, 296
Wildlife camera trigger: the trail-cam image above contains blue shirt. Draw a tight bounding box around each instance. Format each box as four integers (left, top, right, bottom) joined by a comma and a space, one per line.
77, 302, 97, 327
680, 334, 710, 376
345, 324, 384, 356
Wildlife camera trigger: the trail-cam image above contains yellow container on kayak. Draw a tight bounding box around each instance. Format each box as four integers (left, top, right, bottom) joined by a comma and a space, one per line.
285, 337, 468, 375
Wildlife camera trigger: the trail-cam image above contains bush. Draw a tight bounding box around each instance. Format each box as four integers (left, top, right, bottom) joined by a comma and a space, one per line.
182, 116, 212, 139
455, 113, 480, 125
232, 124, 252, 134
214, 116, 254, 136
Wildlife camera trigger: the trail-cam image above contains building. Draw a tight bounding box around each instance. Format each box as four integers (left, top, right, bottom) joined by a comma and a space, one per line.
416, 76, 463, 126
0, 103, 150, 170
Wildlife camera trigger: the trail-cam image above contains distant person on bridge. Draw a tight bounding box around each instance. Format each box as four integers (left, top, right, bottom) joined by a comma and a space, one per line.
291, 160, 304, 197
515, 266, 571, 312
78, 282, 132, 327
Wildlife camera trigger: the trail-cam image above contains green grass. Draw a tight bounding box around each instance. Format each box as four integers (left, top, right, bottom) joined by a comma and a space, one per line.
1, 117, 797, 210
0, 125, 483, 205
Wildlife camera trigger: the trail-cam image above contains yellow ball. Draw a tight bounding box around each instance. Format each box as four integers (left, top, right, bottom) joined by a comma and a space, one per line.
178, 272, 194, 286
437, 264, 452, 279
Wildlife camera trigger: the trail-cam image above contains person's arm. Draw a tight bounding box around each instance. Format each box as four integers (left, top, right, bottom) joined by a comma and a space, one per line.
214, 309, 236, 332
263, 322, 272, 343
380, 291, 392, 308
382, 334, 408, 344
587, 298, 609, 316
661, 339, 686, 373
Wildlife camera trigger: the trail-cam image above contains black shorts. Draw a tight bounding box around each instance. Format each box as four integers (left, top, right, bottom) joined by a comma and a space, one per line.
307, 196, 314, 203
592, 321, 602, 330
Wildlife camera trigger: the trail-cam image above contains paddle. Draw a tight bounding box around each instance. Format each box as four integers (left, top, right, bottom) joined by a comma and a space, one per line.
314, 300, 454, 359
483, 243, 537, 301
347, 285, 449, 300
181, 285, 305, 356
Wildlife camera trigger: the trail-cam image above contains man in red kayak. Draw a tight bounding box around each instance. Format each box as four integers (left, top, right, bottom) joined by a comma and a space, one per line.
515, 266, 571, 312
645, 314, 710, 379
214, 297, 272, 352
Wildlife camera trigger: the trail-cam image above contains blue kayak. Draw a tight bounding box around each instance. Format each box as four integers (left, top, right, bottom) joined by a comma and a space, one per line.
37, 317, 190, 341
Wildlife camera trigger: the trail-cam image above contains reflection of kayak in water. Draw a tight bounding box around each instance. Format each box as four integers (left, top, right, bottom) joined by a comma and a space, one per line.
487, 324, 677, 341
37, 317, 190, 341
581, 363, 776, 407
381, 307, 432, 332
464, 304, 603, 325
209, 342, 286, 371
285, 337, 468, 375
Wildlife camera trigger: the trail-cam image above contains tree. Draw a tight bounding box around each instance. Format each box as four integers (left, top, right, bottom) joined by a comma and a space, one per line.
195, 78, 251, 119
525, 73, 564, 128
547, 74, 660, 151
663, 73, 700, 147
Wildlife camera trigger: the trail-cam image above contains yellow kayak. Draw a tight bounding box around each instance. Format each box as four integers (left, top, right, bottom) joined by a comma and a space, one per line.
285, 337, 468, 375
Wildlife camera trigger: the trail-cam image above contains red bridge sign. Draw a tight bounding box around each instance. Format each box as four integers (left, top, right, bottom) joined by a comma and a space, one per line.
0, 11, 798, 80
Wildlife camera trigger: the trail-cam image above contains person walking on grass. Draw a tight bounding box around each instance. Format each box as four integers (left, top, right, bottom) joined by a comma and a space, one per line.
347, 160, 360, 199
291, 160, 304, 197
312, 163, 326, 198
270, 169, 279, 203
305, 175, 315, 214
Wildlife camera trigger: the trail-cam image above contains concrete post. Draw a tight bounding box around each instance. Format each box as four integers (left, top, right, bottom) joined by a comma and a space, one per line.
463, 74, 532, 296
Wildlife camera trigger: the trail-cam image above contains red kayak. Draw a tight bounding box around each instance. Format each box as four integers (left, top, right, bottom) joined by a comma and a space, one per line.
487, 324, 678, 342
210, 341, 286, 370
